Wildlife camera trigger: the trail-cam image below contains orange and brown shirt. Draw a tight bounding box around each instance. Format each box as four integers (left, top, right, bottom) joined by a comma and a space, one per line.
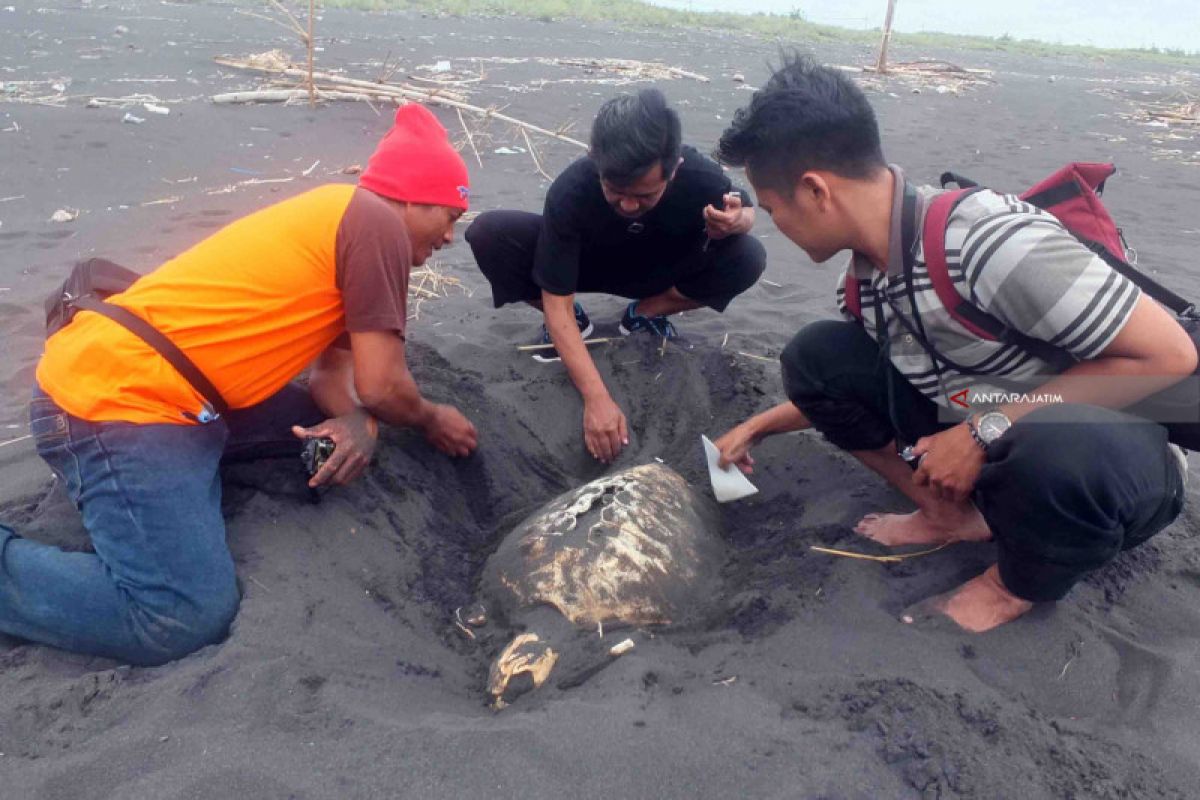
37, 184, 412, 425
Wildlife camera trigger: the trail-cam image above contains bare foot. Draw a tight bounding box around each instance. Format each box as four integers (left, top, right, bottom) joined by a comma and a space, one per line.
901, 565, 1034, 633
855, 502, 992, 547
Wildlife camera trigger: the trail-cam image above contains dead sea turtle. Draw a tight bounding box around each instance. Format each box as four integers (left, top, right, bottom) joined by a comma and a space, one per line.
464, 463, 726, 709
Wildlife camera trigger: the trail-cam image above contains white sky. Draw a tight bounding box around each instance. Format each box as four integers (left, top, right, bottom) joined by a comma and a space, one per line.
646, 0, 1200, 53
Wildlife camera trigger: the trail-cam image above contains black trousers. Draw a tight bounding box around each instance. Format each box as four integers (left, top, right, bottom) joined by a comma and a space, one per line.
781, 320, 1186, 602
464, 210, 766, 311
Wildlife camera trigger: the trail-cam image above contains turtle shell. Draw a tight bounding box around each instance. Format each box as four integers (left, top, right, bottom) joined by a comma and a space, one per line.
480, 463, 725, 630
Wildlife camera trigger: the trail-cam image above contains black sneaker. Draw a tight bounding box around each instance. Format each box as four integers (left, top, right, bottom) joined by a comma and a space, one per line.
618, 300, 678, 339
531, 302, 594, 363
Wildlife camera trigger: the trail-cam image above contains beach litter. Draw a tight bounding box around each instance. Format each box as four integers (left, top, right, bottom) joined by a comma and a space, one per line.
49, 208, 79, 222
840, 59, 994, 94
701, 434, 758, 503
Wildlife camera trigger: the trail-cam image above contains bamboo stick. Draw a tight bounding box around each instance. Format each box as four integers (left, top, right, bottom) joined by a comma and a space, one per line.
457, 108, 483, 168
214, 56, 588, 149
517, 338, 615, 352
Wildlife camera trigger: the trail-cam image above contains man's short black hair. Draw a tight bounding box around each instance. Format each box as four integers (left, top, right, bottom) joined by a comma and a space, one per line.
590, 89, 682, 186
716, 54, 886, 192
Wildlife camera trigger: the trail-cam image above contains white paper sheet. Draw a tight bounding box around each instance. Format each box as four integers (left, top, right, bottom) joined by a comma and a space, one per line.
701, 435, 759, 503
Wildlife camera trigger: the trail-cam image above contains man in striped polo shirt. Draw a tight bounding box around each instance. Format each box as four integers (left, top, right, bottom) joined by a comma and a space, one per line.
711, 55, 1195, 632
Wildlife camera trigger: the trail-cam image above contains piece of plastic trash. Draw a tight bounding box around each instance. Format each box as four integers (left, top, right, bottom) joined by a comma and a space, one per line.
432, 60, 451, 72
700, 435, 758, 503
122, 113, 145, 124
493, 146, 526, 155
50, 208, 79, 222
143, 103, 169, 115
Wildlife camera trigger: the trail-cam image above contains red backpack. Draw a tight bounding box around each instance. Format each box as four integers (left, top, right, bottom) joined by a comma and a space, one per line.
842, 162, 1197, 344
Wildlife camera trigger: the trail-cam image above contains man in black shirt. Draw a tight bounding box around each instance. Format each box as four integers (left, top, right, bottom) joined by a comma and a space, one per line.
466, 89, 766, 463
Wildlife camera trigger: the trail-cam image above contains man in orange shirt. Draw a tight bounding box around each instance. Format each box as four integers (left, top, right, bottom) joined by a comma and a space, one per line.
1, 104, 477, 665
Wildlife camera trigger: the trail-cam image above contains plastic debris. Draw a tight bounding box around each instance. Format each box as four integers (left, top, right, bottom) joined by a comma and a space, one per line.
122, 112, 145, 124
143, 102, 169, 115
50, 208, 80, 223
609, 638, 635, 657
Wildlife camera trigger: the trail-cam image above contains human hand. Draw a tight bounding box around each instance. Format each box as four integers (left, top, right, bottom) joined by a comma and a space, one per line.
423, 403, 478, 457
714, 423, 758, 474
911, 423, 986, 504
292, 409, 379, 488
583, 394, 628, 463
703, 193, 745, 240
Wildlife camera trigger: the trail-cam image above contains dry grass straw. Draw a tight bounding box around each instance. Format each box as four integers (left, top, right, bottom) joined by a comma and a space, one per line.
849, 59, 994, 93
1140, 93, 1200, 125
407, 261, 467, 321
809, 542, 951, 563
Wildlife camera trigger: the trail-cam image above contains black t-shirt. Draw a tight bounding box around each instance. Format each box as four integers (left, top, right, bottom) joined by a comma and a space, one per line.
533, 146, 752, 296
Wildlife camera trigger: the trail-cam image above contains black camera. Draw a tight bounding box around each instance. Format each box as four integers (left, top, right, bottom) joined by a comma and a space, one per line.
301, 436, 336, 479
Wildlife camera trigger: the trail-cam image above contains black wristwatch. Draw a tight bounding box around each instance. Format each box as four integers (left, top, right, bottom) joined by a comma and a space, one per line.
967, 411, 1012, 451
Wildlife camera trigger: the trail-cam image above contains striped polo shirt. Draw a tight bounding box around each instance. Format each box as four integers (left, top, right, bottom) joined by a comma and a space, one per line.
836, 166, 1141, 411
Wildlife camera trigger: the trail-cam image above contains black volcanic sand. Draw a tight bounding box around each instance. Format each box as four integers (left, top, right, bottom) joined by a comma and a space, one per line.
2, 2, 1200, 798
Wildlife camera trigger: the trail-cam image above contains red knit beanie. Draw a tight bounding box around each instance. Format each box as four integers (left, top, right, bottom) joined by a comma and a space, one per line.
360, 104, 470, 210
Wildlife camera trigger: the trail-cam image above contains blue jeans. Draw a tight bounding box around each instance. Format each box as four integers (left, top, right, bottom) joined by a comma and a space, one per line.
0, 384, 322, 665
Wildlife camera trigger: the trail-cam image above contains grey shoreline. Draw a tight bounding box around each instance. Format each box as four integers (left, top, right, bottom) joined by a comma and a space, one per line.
1, 2, 1199, 798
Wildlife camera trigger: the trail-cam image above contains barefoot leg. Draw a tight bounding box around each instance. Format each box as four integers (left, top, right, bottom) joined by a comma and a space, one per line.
901, 564, 1034, 633
850, 442, 993, 546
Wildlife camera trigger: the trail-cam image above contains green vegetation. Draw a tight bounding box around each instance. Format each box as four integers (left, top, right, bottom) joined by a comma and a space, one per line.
316, 0, 1200, 67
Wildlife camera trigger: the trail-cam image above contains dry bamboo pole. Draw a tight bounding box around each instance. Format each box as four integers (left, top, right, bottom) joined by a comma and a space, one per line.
307, 0, 315, 107
212, 89, 377, 104
215, 57, 469, 101
214, 56, 588, 149
263, 76, 469, 104
876, 0, 897, 74
517, 338, 615, 352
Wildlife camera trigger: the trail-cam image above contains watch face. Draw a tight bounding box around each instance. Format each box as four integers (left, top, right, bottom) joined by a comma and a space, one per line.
978, 412, 1011, 443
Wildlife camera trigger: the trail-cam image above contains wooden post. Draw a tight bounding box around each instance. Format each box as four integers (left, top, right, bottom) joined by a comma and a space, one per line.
307, 0, 315, 107
876, 0, 897, 74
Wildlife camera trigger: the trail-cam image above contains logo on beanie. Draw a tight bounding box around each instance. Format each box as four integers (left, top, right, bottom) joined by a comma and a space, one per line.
457, 185, 470, 201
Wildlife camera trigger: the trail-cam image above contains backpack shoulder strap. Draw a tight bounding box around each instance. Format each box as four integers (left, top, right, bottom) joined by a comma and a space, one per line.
922, 188, 1007, 341
73, 296, 229, 417
923, 186, 1078, 370
841, 271, 863, 322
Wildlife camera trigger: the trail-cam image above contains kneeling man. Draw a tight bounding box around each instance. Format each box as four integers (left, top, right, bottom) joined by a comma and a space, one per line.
1, 104, 477, 665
